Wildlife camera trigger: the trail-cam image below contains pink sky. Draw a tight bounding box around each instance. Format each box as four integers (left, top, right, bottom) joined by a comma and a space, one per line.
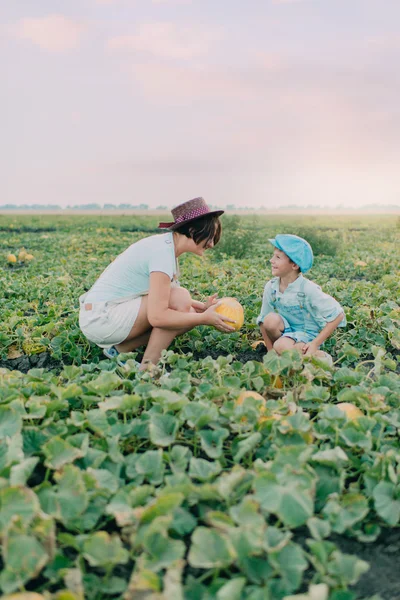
1, 0, 400, 208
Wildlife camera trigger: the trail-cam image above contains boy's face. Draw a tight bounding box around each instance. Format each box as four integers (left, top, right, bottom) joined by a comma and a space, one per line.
270, 249, 299, 277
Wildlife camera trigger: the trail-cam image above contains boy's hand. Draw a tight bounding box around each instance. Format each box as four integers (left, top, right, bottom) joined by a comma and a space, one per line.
302, 341, 319, 355
191, 293, 219, 313
204, 293, 219, 310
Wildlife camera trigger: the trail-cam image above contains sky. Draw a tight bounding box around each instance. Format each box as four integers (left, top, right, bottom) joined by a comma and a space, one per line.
1, 0, 400, 208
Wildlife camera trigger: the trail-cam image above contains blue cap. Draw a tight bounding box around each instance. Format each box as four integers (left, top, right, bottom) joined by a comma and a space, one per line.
269, 234, 314, 273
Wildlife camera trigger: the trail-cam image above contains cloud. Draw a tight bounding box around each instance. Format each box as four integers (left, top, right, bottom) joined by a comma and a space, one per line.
9, 15, 86, 52
130, 61, 257, 104
107, 22, 221, 60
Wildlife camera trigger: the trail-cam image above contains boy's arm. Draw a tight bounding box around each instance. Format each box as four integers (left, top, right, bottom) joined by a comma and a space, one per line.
307, 283, 347, 327
303, 312, 344, 355
256, 281, 274, 326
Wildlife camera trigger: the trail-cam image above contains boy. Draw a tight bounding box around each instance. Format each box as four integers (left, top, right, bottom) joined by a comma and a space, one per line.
257, 234, 346, 361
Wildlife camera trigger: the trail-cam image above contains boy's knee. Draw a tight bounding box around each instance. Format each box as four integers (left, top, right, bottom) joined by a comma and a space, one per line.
262, 312, 283, 332
169, 287, 192, 312
273, 337, 293, 354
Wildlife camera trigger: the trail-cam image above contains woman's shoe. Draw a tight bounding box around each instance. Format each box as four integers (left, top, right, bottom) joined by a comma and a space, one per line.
103, 346, 120, 359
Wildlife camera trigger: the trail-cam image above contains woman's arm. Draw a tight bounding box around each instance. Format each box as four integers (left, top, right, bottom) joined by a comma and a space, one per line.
147, 272, 234, 332
303, 312, 344, 355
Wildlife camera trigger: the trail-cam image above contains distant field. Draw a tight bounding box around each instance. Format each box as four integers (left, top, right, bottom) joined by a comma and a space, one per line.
0, 213, 399, 599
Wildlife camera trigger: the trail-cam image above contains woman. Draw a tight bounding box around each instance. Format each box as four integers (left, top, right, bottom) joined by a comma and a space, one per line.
79, 197, 235, 369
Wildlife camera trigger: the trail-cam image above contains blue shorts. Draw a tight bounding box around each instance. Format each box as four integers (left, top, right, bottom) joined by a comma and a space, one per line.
281, 316, 316, 344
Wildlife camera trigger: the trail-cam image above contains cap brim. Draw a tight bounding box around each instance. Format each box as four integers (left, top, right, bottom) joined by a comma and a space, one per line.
159, 210, 225, 230
268, 238, 284, 251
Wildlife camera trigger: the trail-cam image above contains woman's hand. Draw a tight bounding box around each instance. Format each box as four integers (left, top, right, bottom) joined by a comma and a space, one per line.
203, 302, 236, 333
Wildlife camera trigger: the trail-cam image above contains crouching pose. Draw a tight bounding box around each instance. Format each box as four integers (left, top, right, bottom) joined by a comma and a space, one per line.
79, 197, 235, 369
257, 234, 346, 361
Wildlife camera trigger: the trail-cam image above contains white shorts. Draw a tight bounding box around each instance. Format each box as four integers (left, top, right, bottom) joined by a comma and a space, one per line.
79, 294, 143, 348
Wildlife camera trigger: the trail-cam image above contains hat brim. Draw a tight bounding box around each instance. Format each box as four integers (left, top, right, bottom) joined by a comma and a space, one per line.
158, 209, 225, 230
268, 238, 284, 251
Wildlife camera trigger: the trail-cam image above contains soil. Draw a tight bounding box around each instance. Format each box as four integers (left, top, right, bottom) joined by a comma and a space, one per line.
0, 351, 64, 373
334, 528, 400, 600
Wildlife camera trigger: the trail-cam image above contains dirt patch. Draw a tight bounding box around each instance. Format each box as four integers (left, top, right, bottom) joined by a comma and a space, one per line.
0, 352, 64, 373
334, 528, 400, 600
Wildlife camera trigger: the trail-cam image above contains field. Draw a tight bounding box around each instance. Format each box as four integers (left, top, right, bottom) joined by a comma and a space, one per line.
0, 213, 399, 600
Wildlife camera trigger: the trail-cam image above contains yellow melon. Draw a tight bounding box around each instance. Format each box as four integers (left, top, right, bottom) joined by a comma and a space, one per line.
24, 253, 34, 261
336, 402, 363, 421
251, 340, 266, 349
18, 248, 27, 261
236, 390, 265, 406
215, 297, 244, 331
7, 254, 17, 264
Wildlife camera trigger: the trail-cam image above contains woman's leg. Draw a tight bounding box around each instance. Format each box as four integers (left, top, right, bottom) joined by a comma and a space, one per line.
115, 288, 195, 365
260, 313, 285, 350
141, 288, 195, 366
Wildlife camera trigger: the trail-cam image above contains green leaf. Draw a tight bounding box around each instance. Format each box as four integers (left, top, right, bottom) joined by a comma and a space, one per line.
311, 447, 348, 470
39, 465, 88, 526
307, 517, 331, 541
322, 493, 369, 534
10, 456, 39, 486
43, 436, 84, 470
0, 486, 40, 534
182, 401, 219, 429
284, 583, 329, 600
150, 389, 189, 411
169, 445, 192, 473
216, 577, 246, 600
189, 457, 222, 482
230, 497, 265, 530
372, 481, 400, 526
269, 542, 308, 593
254, 472, 314, 528
143, 529, 185, 571
327, 550, 369, 586
188, 527, 237, 568
149, 413, 179, 446
135, 449, 165, 485
87, 468, 120, 494
139, 492, 184, 525
0, 406, 22, 440
82, 531, 129, 568
198, 428, 229, 459
0, 534, 48, 594
233, 432, 262, 463
170, 507, 197, 536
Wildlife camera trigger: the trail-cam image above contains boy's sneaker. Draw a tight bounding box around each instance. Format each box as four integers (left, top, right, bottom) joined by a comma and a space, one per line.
103, 346, 120, 359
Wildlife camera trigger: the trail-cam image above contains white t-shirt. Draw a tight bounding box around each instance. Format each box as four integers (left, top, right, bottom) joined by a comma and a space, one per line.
85, 232, 178, 302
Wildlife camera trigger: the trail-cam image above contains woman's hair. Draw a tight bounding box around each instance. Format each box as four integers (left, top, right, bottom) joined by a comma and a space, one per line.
175, 215, 222, 246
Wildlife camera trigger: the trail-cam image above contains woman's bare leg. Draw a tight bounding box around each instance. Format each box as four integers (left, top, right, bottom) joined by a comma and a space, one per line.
115, 288, 195, 366
115, 330, 152, 353
115, 296, 152, 353
142, 288, 195, 366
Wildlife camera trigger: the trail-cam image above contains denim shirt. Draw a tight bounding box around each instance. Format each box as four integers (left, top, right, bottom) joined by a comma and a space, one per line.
256, 274, 346, 335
